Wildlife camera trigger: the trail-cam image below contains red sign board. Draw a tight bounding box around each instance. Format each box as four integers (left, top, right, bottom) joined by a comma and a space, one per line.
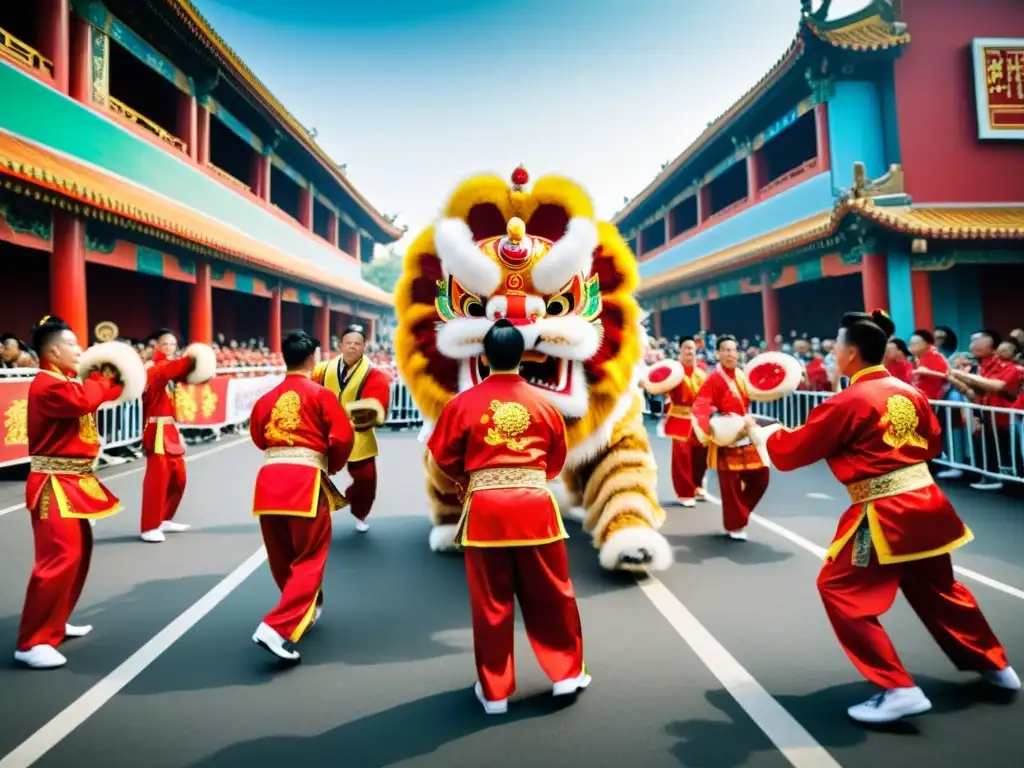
972, 39, 1024, 140
0, 379, 31, 467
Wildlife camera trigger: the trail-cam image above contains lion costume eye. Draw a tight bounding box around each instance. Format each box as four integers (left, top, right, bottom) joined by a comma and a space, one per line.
545, 294, 576, 317
436, 276, 487, 319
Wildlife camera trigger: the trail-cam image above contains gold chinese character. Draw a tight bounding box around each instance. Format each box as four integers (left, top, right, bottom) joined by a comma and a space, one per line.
174, 385, 198, 422
1008, 51, 1023, 100
3, 399, 27, 445
200, 384, 218, 419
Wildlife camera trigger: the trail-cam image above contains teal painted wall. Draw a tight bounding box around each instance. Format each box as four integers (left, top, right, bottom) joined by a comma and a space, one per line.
930, 267, 983, 351
0, 61, 370, 290
828, 80, 886, 191
887, 247, 914, 339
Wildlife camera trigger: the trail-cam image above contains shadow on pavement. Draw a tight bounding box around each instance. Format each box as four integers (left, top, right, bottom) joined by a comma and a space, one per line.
665, 532, 793, 566
187, 686, 559, 768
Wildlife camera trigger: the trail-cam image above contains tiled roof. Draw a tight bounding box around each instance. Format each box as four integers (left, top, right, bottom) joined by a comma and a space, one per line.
165, 1, 402, 242
804, 12, 910, 52
0, 133, 393, 306
639, 202, 1024, 295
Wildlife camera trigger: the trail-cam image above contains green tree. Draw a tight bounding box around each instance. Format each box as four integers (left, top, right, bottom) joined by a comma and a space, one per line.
362, 247, 404, 293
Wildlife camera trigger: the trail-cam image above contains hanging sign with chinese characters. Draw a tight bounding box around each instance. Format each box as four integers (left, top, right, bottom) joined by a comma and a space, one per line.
971, 38, 1024, 140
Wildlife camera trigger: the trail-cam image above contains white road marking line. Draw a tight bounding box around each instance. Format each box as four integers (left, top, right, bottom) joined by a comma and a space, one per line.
0, 546, 268, 768
639, 577, 842, 768
0, 439, 249, 519
805, 492, 832, 500
702, 492, 1024, 602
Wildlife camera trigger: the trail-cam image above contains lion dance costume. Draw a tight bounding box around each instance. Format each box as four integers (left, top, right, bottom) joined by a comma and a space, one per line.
395, 166, 671, 572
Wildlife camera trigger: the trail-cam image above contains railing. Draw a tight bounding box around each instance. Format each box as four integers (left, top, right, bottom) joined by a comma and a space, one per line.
0, 26, 54, 77
206, 163, 251, 193
108, 96, 188, 154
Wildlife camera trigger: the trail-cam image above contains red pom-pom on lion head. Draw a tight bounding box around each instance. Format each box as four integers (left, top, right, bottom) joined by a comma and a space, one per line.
394, 168, 644, 448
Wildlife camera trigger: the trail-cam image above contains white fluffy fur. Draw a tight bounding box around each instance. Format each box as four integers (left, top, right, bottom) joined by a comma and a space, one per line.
437, 318, 491, 359
345, 398, 386, 426
78, 341, 147, 404
709, 413, 747, 446
750, 422, 784, 467
434, 218, 502, 297
531, 217, 599, 295
428, 523, 461, 553
598, 525, 674, 572
642, 359, 685, 395
185, 343, 217, 384
743, 352, 805, 402
523, 316, 601, 361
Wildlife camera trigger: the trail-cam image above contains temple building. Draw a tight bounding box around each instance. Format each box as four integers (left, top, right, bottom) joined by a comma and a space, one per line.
0, 0, 402, 348
619, 0, 1024, 345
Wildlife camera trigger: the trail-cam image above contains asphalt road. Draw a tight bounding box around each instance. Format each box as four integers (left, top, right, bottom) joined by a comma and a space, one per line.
0, 428, 1020, 768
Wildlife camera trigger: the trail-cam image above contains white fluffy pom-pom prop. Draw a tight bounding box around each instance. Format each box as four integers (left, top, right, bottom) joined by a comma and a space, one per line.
185, 343, 217, 384
77, 341, 147, 404
709, 413, 747, 446
743, 352, 804, 403
642, 359, 685, 395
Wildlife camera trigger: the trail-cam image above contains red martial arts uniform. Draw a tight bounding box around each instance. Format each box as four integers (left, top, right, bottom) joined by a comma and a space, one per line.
312, 355, 391, 524
758, 365, 1009, 690
140, 351, 197, 535
663, 365, 708, 501
19, 367, 123, 652
427, 372, 585, 703
691, 365, 770, 533
912, 345, 949, 401
250, 374, 354, 643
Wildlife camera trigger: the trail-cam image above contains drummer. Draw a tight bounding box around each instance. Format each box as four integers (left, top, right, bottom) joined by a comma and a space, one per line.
312, 325, 391, 533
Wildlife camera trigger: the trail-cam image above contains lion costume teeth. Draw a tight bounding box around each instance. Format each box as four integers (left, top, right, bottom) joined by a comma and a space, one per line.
395, 166, 671, 573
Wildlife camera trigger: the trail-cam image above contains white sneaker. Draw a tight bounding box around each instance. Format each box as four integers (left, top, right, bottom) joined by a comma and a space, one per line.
970, 481, 1004, 491
252, 622, 300, 662
473, 682, 508, 715
983, 666, 1021, 691
64, 623, 92, 638
679, 498, 696, 508
312, 606, 323, 626
88, 519, 97, 528
14, 645, 67, 669
355, 520, 369, 533
726, 529, 748, 541
160, 521, 191, 533
847, 687, 932, 724
552, 665, 592, 697
140, 529, 165, 543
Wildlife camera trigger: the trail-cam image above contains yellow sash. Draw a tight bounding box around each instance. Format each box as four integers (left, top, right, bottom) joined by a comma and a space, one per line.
320, 355, 378, 462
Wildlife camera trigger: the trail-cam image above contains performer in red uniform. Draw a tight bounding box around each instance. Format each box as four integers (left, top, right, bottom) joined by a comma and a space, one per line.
139, 329, 216, 542
428, 319, 589, 714
748, 310, 1019, 724
643, 337, 708, 506
16, 316, 145, 669
691, 335, 770, 540
249, 331, 354, 662
908, 329, 949, 401
312, 325, 390, 533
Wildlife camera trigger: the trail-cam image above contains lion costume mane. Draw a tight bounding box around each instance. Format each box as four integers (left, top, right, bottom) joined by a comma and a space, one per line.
394, 166, 672, 572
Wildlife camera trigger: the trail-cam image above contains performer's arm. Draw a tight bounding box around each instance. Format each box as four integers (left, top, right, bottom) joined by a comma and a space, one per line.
347, 368, 390, 427
426, 401, 467, 482
249, 405, 267, 450
36, 373, 123, 418
546, 406, 568, 481
757, 396, 858, 471
321, 391, 355, 474
689, 375, 721, 446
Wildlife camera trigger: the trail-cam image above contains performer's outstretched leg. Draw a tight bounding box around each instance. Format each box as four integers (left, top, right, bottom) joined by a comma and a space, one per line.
670, 440, 697, 504
347, 458, 377, 532
159, 456, 189, 533
140, 454, 171, 538
464, 548, 516, 708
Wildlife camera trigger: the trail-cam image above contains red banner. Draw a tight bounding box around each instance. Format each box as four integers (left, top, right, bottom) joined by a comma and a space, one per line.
0, 379, 31, 467
173, 375, 231, 427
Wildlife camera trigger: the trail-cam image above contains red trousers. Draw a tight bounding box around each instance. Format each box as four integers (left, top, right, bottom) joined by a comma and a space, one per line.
818, 536, 1008, 689
718, 467, 769, 531
346, 457, 377, 522
259, 501, 332, 643
141, 453, 187, 533
18, 504, 93, 650
465, 541, 584, 702
671, 437, 707, 499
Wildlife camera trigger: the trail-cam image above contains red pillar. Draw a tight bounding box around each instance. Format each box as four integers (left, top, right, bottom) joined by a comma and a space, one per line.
761, 269, 780, 345
315, 305, 330, 347
50, 212, 88, 343
635, 230, 644, 258
350, 231, 361, 262
366, 316, 377, 343
39, 0, 71, 93
699, 299, 712, 332
178, 93, 198, 162
259, 155, 271, 201
697, 186, 712, 226
196, 106, 211, 166
327, 212, 339, 247
268, 287, 282, 355
814, 103, 831, 173
911, 270, 933, 331
298, 187, 313, 229
69, 15, 90, 103
249, 151, 263, 197
861, 253, 889, 314
652, 309, 663, 338
746, 151, 766, 202
190, 262, 213, 344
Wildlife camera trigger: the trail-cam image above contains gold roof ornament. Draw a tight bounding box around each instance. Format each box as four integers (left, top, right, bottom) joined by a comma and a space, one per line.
94, 321, 119, 342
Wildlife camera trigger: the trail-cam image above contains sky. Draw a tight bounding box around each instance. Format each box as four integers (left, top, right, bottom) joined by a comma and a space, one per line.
191, 0, 871, 255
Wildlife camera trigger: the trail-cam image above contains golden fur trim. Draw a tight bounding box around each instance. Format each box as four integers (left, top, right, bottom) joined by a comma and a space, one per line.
582, 449, 657, 510
593, 492, 657, 545
583, 468, 659, 530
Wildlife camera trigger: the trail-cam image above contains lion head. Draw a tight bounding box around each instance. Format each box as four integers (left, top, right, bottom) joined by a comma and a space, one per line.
394, 167, 643, 449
